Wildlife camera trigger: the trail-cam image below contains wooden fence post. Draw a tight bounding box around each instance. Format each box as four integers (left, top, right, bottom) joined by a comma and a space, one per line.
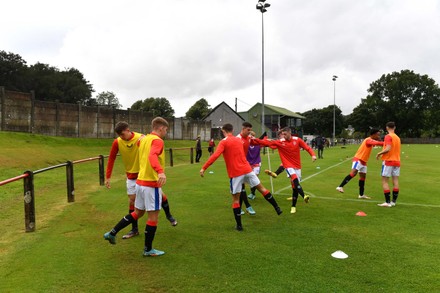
66, 161, 75, 202
169, 148, 174, 167
98, 155, 105, 186
23, 170, 36, 232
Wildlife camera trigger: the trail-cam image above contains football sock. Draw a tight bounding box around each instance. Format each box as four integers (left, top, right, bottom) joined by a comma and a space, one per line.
275, 166, 285, 175
339, 174, 353, 188
384, 190, 391, 203
359, 178, 365, 196
291, 189, 298, 207
129, 208, 138, 231
233, 205, 242, 227
144, 221, 157, 252
250, 186, 257, 195
111, 212, 138, 236
263, 191, 279, 208
240, 191, 251, 208
162, 199, 172, 218
292, 178, 305, 198
392, 188, 399, 202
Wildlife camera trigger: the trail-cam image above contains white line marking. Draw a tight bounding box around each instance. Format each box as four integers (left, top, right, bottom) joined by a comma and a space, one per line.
274, 159, 440, 208
276, 159, 349, 193
276, 192, 440, 208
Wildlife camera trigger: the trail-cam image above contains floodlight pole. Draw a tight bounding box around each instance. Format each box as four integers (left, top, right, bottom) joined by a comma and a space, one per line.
256, 0, 270, 135
257, 0, 273, 193
332, 75, 338, 146
261, 12, 265, 135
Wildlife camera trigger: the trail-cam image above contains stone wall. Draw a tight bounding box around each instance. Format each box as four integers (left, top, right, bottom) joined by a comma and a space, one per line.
0, 87, 211, 140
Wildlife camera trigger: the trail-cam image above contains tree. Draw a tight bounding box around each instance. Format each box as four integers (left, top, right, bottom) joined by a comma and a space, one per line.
345, 100, 378, 136
348, 70, 440, 137
1, 50, 94, 104
185, 98, 211, 120
131, 97, 155, 112
0, 50, 28, 91
301, 105, 344, 137
94, 91, 122, 108
130, 97, 175, 118
60, 68, 94, 104
27, 63, 94, 104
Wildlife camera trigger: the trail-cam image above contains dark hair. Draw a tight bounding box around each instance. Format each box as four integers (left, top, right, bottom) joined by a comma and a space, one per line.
114, 121, 129, 135
242, 122, 252, 128
386, 121, 396, 129
222, 123, 233, 133
370, 128, 380, 135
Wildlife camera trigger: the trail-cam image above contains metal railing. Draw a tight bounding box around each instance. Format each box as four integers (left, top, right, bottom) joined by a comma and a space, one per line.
0, 155, 106, 232
1, 147, 202, 232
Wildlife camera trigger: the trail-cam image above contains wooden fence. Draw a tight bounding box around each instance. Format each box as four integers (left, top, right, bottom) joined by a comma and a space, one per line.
0, 147, 204, 232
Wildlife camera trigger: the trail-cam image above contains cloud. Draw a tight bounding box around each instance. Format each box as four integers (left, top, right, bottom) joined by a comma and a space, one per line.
2, 0, 440, 117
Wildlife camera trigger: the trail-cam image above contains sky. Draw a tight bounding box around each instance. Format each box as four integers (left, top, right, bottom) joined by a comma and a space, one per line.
2, 0, 440, 117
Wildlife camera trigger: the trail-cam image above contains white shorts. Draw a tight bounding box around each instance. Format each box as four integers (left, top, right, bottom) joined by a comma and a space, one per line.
381, 164, 400, 177
252, 164, 261, 176
126, 179, 136, 195
352, 160, 367, 173
135, 185, 163, 211
229, 172, 261, 194
285, 168, 302, 182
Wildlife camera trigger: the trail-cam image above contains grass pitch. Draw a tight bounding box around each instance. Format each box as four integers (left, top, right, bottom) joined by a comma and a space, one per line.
1, 132, 440, 292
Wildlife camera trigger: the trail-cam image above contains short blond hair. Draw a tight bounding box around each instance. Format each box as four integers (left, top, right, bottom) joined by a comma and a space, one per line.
152, 117, 169, 130
281, 127, 291, 133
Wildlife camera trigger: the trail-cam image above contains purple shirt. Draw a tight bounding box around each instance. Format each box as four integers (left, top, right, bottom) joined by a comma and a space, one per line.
246, 144, 261, 166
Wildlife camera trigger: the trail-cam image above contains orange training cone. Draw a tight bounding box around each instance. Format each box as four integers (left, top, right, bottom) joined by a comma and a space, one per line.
356, 211, 367, 216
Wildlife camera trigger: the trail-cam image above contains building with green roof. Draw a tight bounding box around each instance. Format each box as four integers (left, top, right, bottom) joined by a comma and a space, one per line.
238, 103, 305, 138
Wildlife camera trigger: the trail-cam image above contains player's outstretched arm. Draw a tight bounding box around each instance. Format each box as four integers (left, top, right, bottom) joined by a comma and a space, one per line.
200, 140, 225, 175
251, 137, 273, 147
